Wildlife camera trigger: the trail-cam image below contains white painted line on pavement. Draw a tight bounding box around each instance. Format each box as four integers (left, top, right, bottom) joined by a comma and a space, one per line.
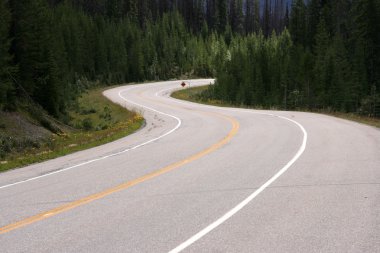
166, 86, 308, 253
0, 85, 182, 190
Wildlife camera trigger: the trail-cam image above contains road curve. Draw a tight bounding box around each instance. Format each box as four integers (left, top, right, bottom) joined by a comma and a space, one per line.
0, 80, 379, 252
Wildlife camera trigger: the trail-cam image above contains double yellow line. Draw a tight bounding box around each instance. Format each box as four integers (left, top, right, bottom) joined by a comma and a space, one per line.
0, 113, 239, 234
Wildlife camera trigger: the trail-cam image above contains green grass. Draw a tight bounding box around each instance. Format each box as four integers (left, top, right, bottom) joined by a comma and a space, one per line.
172, 85, 380, 128
172, 86, 209, 102
320, 111, 380, 128
172, 86, 236, 107
0, 88, 144, 172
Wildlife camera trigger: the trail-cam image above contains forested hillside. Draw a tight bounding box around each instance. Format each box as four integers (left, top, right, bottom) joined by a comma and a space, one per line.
211, 0, 380, 116
0, 0, 379, 118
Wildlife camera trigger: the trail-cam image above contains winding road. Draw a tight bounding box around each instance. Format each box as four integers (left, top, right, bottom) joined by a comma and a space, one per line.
0, 79, 379, 252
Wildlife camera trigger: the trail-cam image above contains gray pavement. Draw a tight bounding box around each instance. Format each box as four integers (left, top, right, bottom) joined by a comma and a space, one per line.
0, 80, 379, 252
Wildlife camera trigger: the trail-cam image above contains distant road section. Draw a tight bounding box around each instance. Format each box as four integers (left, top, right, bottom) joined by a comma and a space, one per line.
0, 80, 379, 252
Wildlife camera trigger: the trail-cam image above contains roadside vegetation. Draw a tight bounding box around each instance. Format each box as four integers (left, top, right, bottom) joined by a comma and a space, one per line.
172, 86, 380, 128
2, 1, 378, 123
0, 1, 378, 171
0, 88, 143, 172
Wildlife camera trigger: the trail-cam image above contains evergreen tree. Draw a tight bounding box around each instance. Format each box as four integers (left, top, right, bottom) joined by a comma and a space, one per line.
253, 0, 261, 33
245, 0, 254, 34
1, 0, 378, 118
217, 0, 227, 33
230, 0, 244, 34
312, 18, 330, 108
0, 0, 14, 109
290, 0, 307, 46
11, 0, 52, 107
306, 0, 322, 47
284, 4, 289, 28
263, 0, 271, 37
352, 0, 380, 115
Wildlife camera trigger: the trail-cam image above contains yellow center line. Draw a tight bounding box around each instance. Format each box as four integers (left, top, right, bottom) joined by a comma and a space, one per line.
0, 113, 239, 235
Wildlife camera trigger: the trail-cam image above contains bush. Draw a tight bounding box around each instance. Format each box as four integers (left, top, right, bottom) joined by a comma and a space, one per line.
80, 107, 97, 115
0, 136, 11, 158
101, 106, 112, 121
82, 118, 93, 131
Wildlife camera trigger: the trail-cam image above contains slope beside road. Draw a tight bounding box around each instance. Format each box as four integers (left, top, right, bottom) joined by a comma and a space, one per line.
0, 80, 379, 252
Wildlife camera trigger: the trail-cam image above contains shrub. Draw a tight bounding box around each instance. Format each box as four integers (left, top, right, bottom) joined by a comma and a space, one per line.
80, 107, 97, 115
82, 118, 93, 131
101, 106, 112, 121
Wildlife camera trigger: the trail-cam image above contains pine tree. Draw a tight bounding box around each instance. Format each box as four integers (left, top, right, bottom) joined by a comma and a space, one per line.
11, 0, 51, 104
289, 0, 307, 46
94, 16, 109, 78
245, 0, 254, 34
0, 0, 15, 109
206, 0, 217, 31
352, 0, 380, 115
313, 18, 330, 108
217, 0, 227, 33
306, 0, 322, 48
263, 0, 271, 37
330, 34, 356, 111
253, 0, 260, 33
284, 4, 289, 28
277, 29, 293, 108
231, 0, 244, 34
193, 0, 205, 33
106, 0, 123, 20
127, 0, 138, 23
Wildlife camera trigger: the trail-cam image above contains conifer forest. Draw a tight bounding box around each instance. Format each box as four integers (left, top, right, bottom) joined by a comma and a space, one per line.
0, 0, 379, 117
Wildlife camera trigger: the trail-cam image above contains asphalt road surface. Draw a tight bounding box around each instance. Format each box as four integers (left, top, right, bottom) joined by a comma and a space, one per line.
1, 79, 379, 253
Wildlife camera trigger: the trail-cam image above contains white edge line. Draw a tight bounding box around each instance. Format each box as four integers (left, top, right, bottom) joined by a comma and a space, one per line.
166, 86, 308, 253
0, 85, 182, 190
2, 80, 308, 249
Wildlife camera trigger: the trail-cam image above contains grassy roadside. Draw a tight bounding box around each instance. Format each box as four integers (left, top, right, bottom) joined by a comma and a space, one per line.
172, 85, 380, 128
172, 85, 235, 108
0, 88, 144, 172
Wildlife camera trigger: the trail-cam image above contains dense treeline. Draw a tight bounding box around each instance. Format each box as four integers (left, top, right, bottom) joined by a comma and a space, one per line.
0, 0, 379, 118
211, 0, 380, 116
1, 0, 291, 117
54, 0, 290, 35
0, 0, 223, 117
